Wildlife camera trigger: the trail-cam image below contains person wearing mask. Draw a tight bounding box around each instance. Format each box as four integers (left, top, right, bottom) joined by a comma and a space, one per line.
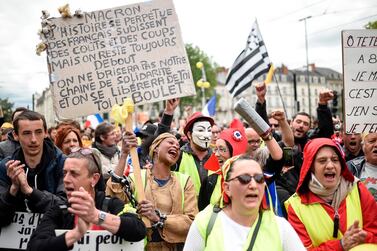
175, 112, 214, 210
0, 111, 66, 227
184, 155, 305, 251
107, 132, 198, 250
286, 138, 377, 250
27, 147, 146, 251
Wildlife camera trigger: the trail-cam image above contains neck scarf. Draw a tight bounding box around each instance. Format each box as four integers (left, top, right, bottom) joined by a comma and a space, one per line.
93, 141, 118, 159
309, 173, 355, 210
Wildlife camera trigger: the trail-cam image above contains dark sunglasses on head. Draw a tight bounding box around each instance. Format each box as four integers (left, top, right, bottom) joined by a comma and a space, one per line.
227, 173, 265, 185
70, 147, 101, 172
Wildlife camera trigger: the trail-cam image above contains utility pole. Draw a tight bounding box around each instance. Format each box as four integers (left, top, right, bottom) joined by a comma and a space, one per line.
299, 16, 312, 117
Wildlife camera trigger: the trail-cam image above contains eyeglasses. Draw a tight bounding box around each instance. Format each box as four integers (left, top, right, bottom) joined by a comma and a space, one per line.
214, 147, 228, 154
227, 173, 265, 185
248, 139, 261, 145
70, 147, 101, 173
270, 124, 279, 128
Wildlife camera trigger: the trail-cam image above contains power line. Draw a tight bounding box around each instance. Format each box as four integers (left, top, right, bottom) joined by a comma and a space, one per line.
265, 0, 327, 23
309, 14, 377, 36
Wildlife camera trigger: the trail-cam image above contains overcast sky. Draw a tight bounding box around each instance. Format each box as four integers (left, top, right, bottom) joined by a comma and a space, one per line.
0, 0, 376, 109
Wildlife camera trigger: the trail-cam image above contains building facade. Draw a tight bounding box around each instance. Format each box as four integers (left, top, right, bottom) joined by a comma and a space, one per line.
215, 64, 343, 126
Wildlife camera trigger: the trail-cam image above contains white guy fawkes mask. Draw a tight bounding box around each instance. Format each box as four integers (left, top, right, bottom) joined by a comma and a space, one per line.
191, 121, 212, 149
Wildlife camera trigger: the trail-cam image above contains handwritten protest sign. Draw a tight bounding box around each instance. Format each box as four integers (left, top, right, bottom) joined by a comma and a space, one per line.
0, 212, 43, 250
55, 230, 143, 251
43, 0, 195, 119
342, 29, 377, 134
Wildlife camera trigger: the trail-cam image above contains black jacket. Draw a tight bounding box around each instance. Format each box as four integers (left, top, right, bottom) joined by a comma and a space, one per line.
0, 138, 66, 227
27, 191, 146, 251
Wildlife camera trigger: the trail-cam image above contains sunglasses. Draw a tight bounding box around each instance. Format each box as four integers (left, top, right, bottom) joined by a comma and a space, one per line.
227, 173, 265, 185
70, 147, 101, 173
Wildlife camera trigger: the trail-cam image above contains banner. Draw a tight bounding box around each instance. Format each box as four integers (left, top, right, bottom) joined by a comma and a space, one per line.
55, 230, 143, 251
342, 29, 377, 134
0, 212, 43, 250
43, 0, 195, 119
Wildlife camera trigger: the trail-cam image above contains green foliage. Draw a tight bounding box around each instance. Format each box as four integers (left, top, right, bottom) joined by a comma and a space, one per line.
182, 44, 218, 111
365, 20, 377, 29
0, 98, 14, 122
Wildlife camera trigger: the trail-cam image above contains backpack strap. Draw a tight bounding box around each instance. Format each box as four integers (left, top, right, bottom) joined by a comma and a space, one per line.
205, 206, 222, 246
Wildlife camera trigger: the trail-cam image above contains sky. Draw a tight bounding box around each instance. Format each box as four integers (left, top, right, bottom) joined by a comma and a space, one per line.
0, 0, 376, 109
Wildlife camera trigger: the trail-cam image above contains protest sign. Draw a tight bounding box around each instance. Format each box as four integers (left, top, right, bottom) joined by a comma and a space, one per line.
43, 0, 195, 119
0, 212, 43, 250
55, 230, 143, 251
342, 29, 377, 134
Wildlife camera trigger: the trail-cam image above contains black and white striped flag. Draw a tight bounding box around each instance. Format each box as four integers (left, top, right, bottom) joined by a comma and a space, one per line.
225, 20, 271, 97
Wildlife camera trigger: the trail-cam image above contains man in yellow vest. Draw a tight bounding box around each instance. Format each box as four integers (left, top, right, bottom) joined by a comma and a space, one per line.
174, 112, 214, 210
285, 138, 377, 250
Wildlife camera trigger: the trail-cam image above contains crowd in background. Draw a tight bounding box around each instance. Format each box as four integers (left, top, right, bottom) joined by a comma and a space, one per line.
0, 83, 376, 251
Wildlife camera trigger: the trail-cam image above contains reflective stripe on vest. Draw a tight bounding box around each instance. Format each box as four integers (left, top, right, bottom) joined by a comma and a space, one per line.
179, 152, 201, 195
131, 170, 189, 210
196, 205, 282, 251
285, 183, 363, 247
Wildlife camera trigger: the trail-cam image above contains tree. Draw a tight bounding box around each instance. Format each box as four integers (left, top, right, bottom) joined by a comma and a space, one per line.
0, 98, 14, 122
365, 20, 377, 29
182, 44, 218, 111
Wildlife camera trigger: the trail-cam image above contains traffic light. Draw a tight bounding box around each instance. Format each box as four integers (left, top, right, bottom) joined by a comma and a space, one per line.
332, 91, 338, 114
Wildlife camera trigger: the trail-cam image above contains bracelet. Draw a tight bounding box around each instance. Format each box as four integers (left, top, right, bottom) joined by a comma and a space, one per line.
262, 133, 273, 141
151, 209, 167, 229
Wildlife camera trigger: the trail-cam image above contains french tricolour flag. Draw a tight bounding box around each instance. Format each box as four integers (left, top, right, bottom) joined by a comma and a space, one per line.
202, 94, 216, 117
85, 114, 104, 129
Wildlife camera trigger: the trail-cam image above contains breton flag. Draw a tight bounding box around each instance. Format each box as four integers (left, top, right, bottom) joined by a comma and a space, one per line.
225, 20, 271, 97
202, 94, 217, 117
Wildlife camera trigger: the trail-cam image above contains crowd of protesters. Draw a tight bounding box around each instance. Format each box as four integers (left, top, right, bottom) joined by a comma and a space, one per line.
0, 82, 376, 251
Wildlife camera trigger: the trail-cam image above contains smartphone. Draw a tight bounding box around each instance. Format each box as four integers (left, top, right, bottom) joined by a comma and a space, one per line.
283, 146, 294, 167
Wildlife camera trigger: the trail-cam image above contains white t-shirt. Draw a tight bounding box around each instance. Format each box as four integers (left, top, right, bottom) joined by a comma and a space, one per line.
184, 211, 305, 251
360, 162, 377, 201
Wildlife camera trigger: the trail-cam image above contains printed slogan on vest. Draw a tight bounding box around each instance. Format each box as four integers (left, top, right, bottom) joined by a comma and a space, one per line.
43, 0, 195, 119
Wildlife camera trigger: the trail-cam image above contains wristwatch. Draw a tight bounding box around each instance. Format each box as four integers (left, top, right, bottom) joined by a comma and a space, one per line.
97, 211, 107, 225
262, 133, 273, 142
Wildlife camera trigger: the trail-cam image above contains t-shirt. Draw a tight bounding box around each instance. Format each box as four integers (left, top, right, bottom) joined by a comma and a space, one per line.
360, 162, 377, 201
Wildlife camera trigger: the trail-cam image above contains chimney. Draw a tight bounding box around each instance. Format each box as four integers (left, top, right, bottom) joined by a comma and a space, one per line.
309, 63, 316, 72
281, 64, 289, 75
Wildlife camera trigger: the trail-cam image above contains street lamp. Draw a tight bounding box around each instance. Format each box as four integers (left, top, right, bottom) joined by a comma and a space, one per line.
196, 61, 210, 109
299, 15, 312, 117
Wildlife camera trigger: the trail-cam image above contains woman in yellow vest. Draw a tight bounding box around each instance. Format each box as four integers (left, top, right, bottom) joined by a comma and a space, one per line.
106, 132, 198, 250
184, 154, 305, 251
285, 138, 377, 250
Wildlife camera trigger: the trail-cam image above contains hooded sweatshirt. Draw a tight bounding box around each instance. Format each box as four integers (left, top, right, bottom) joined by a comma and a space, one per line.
287, 138, 377, 250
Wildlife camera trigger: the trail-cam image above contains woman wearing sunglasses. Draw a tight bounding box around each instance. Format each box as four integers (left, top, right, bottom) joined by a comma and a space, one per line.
285, 138, 377, 250
106, 132, 198, 250
184, 155, 305, 251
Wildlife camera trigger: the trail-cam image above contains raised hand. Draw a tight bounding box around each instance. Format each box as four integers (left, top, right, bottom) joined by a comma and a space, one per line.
165, 98, 180, 115
68, 187, 97, 224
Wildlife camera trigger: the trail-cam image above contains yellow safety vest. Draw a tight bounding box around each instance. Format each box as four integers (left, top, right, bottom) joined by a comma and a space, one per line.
285, 183, 363, 247
196, 205, 282, 251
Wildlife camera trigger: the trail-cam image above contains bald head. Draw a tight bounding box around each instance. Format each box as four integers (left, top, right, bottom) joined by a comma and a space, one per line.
245, 128, 261, 156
